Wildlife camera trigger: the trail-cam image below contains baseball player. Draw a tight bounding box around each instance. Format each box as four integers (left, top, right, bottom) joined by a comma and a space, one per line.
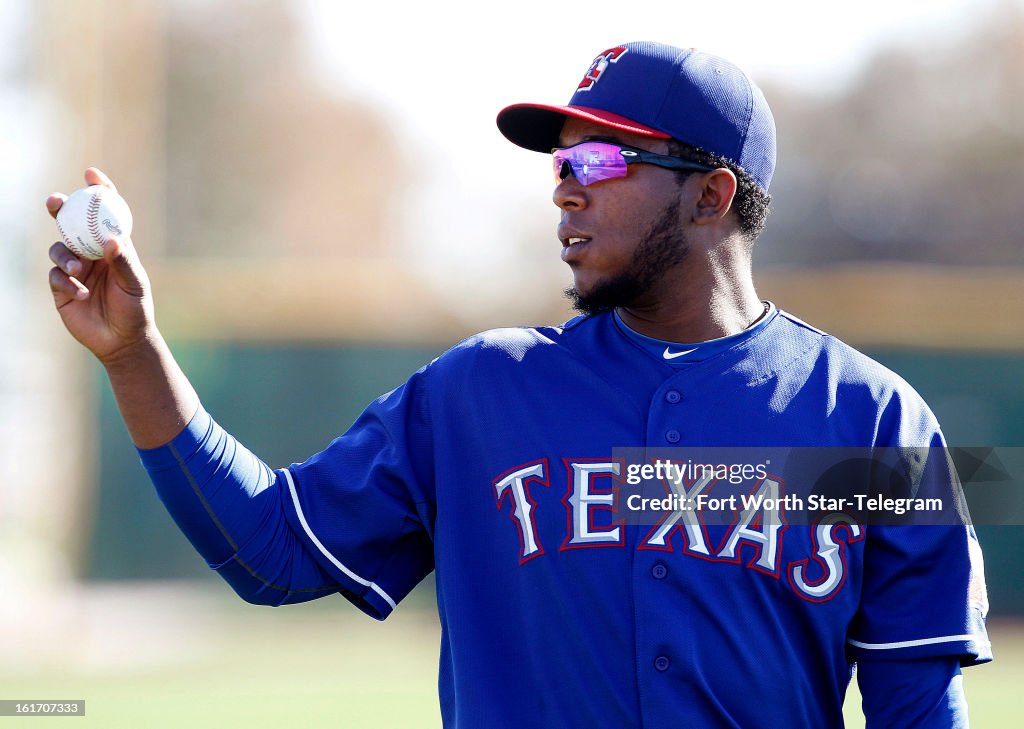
47, 41, 990, 727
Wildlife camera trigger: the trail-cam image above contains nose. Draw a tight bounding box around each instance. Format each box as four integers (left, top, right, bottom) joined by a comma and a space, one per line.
553, 169, 588, 211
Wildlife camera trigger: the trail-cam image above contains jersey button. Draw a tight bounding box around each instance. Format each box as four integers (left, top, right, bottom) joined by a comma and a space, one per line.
665, 429, 680, 443
652, 563, 668, 580
654, 656, 671, 672
665, 390, 681, 404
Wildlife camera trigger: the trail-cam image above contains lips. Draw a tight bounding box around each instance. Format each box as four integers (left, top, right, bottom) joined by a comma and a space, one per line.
558, 223, 592, 249
557, 224, 593, 262
560, 237, 592, 263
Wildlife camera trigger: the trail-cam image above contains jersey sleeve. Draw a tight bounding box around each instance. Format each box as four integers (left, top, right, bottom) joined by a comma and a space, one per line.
846, 390, 992, 666
846, 522, 991, 665
281, 365, 437, 620
139, 406, 348, 607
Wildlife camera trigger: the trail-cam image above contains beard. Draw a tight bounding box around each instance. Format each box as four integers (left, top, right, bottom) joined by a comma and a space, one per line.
564, 199, 689, 315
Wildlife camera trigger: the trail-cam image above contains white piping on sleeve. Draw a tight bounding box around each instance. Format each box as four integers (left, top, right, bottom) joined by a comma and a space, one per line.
282, 468, 398, 611
847, 634, 991, 651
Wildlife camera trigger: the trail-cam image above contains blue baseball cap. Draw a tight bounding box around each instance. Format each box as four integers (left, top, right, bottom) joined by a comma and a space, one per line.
496, 41, 776, 191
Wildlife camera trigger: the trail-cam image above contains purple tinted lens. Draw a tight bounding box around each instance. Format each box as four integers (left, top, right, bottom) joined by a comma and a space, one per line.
552, 142, 628, 186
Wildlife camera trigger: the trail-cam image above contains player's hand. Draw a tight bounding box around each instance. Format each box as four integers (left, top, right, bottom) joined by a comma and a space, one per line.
47, 168, 156, 364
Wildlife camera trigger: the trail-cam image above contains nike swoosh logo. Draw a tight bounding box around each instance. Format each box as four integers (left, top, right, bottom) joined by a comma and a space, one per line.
663, 347, 698, 360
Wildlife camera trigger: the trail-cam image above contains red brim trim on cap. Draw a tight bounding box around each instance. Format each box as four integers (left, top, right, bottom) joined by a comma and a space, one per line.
496, 103, 670, 153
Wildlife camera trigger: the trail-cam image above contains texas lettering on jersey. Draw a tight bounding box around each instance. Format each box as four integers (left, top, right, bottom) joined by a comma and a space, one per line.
493, 458, 863, 603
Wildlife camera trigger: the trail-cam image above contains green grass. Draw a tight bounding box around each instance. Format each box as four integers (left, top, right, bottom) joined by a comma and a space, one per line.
2, 584, 1021, 728
0, 585, 441, 729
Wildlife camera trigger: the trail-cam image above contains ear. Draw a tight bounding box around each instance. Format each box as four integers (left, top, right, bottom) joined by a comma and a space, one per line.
691, 168, 738, 225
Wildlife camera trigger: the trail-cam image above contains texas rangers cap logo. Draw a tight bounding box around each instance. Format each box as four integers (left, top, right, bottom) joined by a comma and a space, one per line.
576, 46, 628, 91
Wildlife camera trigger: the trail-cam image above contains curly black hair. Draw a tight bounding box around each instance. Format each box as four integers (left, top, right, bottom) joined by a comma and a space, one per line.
664, 139, 771, 242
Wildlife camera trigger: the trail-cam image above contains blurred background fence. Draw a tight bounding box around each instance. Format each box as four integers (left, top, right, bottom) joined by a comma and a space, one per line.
3, 0, 1024, 726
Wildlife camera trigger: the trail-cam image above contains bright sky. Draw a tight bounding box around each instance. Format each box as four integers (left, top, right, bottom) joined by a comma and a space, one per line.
298, 0, 1012, 285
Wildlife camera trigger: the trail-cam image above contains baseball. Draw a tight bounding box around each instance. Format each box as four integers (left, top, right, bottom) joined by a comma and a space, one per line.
55, 184, 133, 260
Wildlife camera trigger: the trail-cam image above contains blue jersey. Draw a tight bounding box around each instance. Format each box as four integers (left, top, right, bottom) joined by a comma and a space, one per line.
142, 308, 990, 727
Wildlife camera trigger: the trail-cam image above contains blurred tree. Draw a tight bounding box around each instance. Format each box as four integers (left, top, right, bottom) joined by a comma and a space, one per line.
757, 5, 1024, 267
164, 0, 405, 258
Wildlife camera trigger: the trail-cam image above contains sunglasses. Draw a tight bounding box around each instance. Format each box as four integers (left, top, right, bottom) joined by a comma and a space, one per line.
552, 141, 716, 186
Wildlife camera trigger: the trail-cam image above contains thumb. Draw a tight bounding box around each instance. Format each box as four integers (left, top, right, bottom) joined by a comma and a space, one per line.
104, 236, 148, 296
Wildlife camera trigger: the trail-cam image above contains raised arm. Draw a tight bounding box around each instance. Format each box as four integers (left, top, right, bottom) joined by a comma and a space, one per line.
46, 167, 197, 449
45, 168, 343, 606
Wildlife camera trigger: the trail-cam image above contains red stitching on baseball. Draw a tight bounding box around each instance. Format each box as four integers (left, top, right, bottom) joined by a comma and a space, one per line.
87, 192, 103, 245
56, 218, 72, 251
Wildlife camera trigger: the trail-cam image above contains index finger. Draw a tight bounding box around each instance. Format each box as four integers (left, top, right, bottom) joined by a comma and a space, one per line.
84, 167, 117, 192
